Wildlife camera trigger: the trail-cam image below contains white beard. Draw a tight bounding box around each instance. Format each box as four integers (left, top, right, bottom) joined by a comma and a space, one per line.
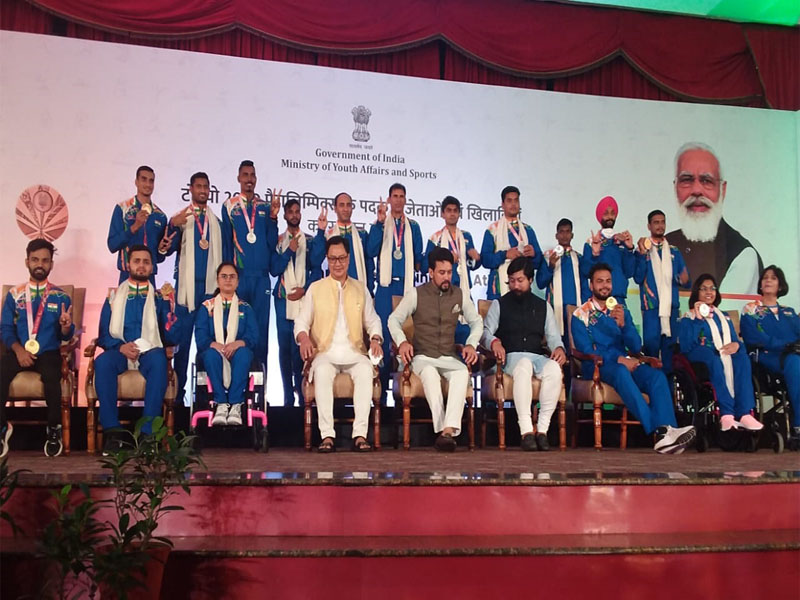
677, 195, 724, 242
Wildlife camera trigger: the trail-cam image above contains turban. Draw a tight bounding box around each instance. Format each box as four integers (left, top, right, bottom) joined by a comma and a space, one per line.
595, 196, 618, 225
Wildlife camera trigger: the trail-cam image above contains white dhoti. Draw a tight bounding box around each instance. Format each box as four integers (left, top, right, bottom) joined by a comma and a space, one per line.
505, 352, 563, 436
411, 354, 469, 436
311, 352, 373, 440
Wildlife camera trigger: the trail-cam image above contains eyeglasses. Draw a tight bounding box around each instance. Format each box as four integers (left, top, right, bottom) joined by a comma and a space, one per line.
328, 255, 349, 264
699, 285, 717, 292
676, 174, 720, 190
219, 273, 238, 280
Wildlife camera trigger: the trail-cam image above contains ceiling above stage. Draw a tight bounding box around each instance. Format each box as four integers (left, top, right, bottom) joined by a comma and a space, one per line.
558, 0, 800, 26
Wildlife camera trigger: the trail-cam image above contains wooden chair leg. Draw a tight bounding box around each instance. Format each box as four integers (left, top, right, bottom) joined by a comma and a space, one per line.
87, 404, 96, 454
165, 402, 174, 437
304, 400, 312, 451
497, 400, 506, 451
621, 407, 628, 450
61, 392, 71, 455
402, 396, 411, 450
480, 414, 487, 449
558, 388, 567, 451
467, 400, 475, 451
373, 401, 381, 450
96, 424, 104, 456
593, 399, 603, 450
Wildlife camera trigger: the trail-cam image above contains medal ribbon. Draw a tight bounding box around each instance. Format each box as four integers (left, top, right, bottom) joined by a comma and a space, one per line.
508, 220, 523, 246
26, 282, 51, 342
237, 196, 257, 235
194, 206, 208, 243
393, 218, 404, 254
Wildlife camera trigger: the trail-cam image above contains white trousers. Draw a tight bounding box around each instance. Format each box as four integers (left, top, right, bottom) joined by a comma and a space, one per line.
311, 352, 373, 440
508, 355, 562, 436
411, 354, 469, 435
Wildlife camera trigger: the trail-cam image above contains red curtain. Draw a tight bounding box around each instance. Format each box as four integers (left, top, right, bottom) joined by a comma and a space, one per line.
4, 0, 798, 108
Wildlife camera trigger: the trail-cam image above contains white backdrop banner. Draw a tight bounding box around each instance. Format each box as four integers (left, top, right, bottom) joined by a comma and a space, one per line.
1, 31, 798, 404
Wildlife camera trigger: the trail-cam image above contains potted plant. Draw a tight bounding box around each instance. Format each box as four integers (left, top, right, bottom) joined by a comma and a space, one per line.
93, 415, 203, 600
35, 416, 203, 600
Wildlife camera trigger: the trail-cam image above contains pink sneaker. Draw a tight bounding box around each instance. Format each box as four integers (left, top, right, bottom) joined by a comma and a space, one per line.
720, 414, 738, 431
738, 414, 764, 431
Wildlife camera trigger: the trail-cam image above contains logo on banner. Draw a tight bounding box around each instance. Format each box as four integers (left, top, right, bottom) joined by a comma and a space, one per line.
351, 105, 371, 142
16, 184, 69, 241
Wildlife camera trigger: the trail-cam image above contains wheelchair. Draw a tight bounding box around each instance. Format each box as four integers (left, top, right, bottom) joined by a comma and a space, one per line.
749, 345, 799, 453
190, 357, 269, 452
670, 351, 780, 453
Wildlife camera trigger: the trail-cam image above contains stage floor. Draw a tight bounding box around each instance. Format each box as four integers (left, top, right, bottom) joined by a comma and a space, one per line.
7, 447, 799, 485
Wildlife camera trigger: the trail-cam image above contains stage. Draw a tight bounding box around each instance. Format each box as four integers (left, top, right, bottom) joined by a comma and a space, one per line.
2, 447, 799, 599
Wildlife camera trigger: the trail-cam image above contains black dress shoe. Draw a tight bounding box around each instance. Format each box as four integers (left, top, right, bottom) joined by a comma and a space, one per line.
520, 433, 537, 452
434, 433, 457, 452
535, 432, 550, 451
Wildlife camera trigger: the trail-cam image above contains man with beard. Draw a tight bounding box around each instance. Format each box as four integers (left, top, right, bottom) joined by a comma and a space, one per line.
388, 247, 482, 451
159, 172, 223, 405
271, 199, 323, 406
666, 142, 762, 294
221, 160, 280, 368
581, 196, 635, 306
367, 183, 423, 397
423, 196, 481, 344
634, 210, 690, 372
107, 166, 168, 283
312, 192, 374, 292
482, 257, 566, 451
1, 239, 74, 457
94, 245, 188, 451
571, 263, 695, 453
481, 186, 543, 300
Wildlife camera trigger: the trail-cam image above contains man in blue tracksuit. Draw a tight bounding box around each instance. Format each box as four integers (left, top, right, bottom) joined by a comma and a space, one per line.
633, 210, 690, 373
581, 196, 635, 306
367, 183, 423, 396
94, 245, 188, 450
107, 165, 167, 283
571, 262, 695, 453
221, 160, 280, 368
271, 199, 323, 406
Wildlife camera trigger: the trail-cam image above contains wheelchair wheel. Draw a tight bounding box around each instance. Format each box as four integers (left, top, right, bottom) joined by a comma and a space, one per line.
671, 369, 699, 426
717, 428, 741, 452
258, 429, 269, 453
771, 429, 785, 454
744, 431, 759, 453
695, 432, 709, 453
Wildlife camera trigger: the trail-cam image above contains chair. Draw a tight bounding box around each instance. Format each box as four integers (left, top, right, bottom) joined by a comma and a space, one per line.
302, 346, 382, 451
2, 283, 85, 455
567, 304, 661, 450
84, 288, 176, 453
391, 296, 475, 451
477, 300, 567, 450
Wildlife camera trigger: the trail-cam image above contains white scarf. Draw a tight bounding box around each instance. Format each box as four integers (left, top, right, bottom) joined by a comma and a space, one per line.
109, 281, 162, 369
280, 231, 307, 320
177, 206, 222, 311
431, 226, 470, 302
649, 239, 674, 337
493, 217, 529, 296
212, 294, 240, 388
327, 223, 366, 283
703, 306, 734, 397
550, 249, 581, 335
379, 216, 414, 293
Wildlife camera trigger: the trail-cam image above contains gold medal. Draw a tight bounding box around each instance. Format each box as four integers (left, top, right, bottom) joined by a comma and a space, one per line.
605, 297, 618, 310
24, 339, 40, 354
644, 238, 652, 250
199, 239, 209, 250
142, 203, 153, 215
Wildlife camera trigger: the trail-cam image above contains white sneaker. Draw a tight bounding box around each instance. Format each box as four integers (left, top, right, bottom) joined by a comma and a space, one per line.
0, 423, 13, 459
212, 404, 230, 427
227, 403, 243, 426
654, 425, 696, 454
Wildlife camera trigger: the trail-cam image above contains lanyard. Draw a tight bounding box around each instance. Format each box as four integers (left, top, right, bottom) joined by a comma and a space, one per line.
193, 206, 208, 241
393, 218, 405, 250
25, 283, 50, 341
508, 220, 523, 245
237, 196, 257, 234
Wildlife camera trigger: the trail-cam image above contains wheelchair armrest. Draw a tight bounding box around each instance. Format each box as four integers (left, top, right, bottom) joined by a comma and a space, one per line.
571, 348, 603, 366
631, 352, 663, 370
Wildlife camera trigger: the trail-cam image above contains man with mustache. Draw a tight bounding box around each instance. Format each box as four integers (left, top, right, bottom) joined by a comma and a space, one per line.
483, 256, 566, 451
571, 263, 695, 453
1, 239, 74, 457
665, 142, 762, 294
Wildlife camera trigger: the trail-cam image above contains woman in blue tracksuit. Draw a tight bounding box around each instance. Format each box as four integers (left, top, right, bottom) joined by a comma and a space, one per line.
740, 265, 800, 444
678, 273, 762, 432
195, 262, 258, 427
